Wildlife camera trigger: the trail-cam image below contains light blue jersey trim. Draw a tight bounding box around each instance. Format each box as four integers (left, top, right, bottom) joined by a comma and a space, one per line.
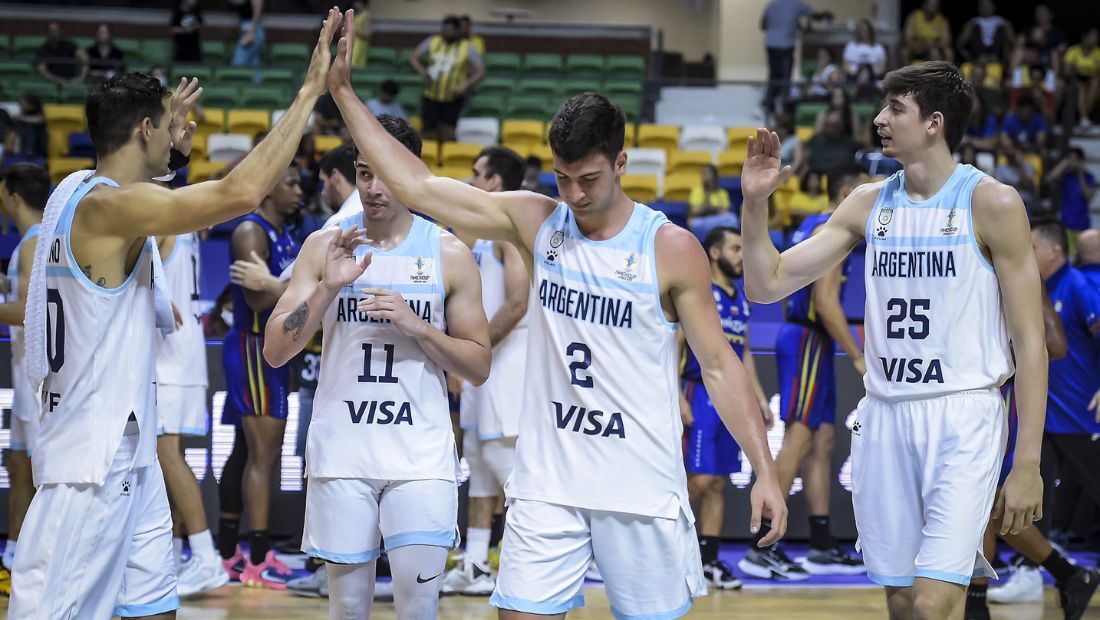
157, 425, 209, 437
161, 233, 193, 267
964, 177, 996, 273
641, 206, 677, 331
490, 592, 586, 614
611, 598, 692, 620
384, 530, 457, 550
306, 545, 381, 564
477, 431, 504, 440
914, 569, 973, 586
867, 572, 915, 587
565, 203, 648, 252
45, 266, 76, 279
9, 442, 27, 451
114, 594, 180, 617
867, 235, 971, 247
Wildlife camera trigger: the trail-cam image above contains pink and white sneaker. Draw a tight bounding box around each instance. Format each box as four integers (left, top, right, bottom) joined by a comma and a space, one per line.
222, 546, 246, 582
240, 550, 293, 590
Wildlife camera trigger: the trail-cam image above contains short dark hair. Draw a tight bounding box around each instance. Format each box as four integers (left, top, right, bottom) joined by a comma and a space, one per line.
702, 226, 741, 255
319, 144, 357, 185
459, 15, 471, 25
380, 79, 399, 96
526, 155, 543, 169
477, 146, 525, 191
3, 162, 50, 211
1069, 147, 1086, 159
549, 93, 626, 165
882, 61, 974, 151
86, 73, 169, 157
1031, 216, 1068, 259
377, 114, 422, 158
442, 15, 460, 28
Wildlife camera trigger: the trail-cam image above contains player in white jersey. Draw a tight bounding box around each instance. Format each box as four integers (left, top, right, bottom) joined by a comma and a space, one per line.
154, 231, 227, 596
263, 114, 491, 618
326, 18, 788, 619
444, 146, 530, 596
9, 10, 345, 618
0, 163, 47, 594
740, 61, 1046, 620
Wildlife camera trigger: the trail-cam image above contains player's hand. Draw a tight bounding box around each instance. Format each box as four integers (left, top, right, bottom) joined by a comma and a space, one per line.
326, 9, 355, 96
447, 374, 464, 398
230, 250, 278, 293
168, 77, 202, 156
995, 465, 1043, 536
759, 397, 774, 429
741, 128, 793, 206
1089, 387, 1100, 423
853, 356, 867, 377
358, 288, 423, 336
323, 226, 371, 291
679, 395, 693, 427
750, 473, 788, 547
304, 7, 345, 99
171, 302, 184, 329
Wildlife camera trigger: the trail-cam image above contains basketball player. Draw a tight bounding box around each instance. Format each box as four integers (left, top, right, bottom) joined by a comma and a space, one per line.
9, 10, 344, 618
0, 163, 47, 595
154, 229, 228, 597
741, 173, 866, 580
218, 164, 303, 589
682, 226, 773, 591
444, 145, 530, 596
741, 61, 1046, 620
327, 17, 788, 618
262, 114, 491, 618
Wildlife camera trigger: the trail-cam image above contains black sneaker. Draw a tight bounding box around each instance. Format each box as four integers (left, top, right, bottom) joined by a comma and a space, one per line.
702, 560, 743, 590
738, 546, 810, 581
802, 546, 866, 575
1059, 567, 1099, 620
963, 598, 991, 620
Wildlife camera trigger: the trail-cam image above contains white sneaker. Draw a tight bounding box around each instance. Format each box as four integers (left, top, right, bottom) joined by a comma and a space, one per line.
989, 564, 1043, 604
287, 563, 328, 598
177, 554, 230, 598
441, 560, 494, 595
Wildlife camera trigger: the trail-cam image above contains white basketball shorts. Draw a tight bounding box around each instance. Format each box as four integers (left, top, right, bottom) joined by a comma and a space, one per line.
491, 498, 706, 618
851, 388, 1006, 587
156, 384, 209, 436
303, 477, 459, 564
9, 414, 38, 455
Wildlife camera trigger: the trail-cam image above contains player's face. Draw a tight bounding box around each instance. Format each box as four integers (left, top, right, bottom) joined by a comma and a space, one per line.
469, 156, 500, 192
267, 167, 302, 216
356, 159, 403, 222
874, 93, 933, 160
552, 150, 625, 217
145, 105, 173, 176
1030, 230, 1062, 279
319, 169, 344, 210
713, 232, 744, 279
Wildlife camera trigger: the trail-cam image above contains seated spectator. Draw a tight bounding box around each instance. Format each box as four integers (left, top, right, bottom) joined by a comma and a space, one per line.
965, 96, 1000, 151
1046, 148, 1097, 244
814, 88, 867, 147
35, 22, 87, 86
803, 109, 859, 178
903, 0, 953, 63
689, 164, 738, 240
1001, 94, 1048, 151
521, 156, 552, 195
965, 61, 1007, 109
957, 0, 1014, 65
365, 80, 406, 119
786, 170, 829, 225
171, 0, 204, 63
1064, 28, 1100, 126
843, 20, 888, 81
992, 144, 1037, 210
13, 94, 46, 158
776, 114, 804, 170
1009, 64, 1057, 121
808, 47, 841, 98
86, 24, 125, 82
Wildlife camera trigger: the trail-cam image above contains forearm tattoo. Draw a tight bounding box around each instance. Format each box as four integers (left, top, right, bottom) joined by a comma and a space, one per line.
284, 300, 309, 341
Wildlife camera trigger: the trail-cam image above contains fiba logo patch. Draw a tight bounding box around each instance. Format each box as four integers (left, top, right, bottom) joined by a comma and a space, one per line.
941, 207, 959, 236
615, 253, 639, 281
875, 207, 893, 239
410, 256, 431, 283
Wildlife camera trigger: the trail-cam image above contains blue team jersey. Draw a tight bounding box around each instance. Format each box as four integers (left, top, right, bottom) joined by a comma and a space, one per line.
682, 282, 750, 382
230, 213, 299, 334
1078, 263, 1100, 289
1045, 262, 1100, 434
785, 213, 849, 326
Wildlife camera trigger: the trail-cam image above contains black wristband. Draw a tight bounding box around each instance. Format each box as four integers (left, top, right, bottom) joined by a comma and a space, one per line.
168, 147, 191, 171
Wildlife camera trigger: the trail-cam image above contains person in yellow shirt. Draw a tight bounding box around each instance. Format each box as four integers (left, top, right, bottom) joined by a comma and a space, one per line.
410, 15, 486, 142
1065, 28, 1100, 126
351, 0, 370, 68
903, 0, 953, 63
689, 164, 737, 239
459, 15, 486, 57
776, 170, 828, 231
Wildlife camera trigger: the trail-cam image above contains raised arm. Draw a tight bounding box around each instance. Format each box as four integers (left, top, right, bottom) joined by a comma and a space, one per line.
0, 237, 36, 326
740, 129, 870, 303
487, 241, 529, 346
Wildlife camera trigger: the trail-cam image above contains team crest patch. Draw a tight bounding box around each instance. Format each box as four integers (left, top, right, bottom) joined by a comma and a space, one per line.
877, 207, 893, 226
550, 230, 565, 248
941, 207, 959, 236
410, 256, 431, 282
615, 252, 639, 281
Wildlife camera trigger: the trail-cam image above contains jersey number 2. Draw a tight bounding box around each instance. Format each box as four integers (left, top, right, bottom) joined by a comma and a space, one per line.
566, 342, 593, 388
46, 288, 65, 372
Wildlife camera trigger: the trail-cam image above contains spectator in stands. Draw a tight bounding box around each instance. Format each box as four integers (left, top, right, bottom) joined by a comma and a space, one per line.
843, 19, 887, 81
903, 0, 953, 64
802, 109, 859, 179
35, 22, 87, 86
1064, 28, 1100, 127
815, 87, 866, 147
85, 24, 125, 83
294, 134, 321, 199
776, 114, 804, 170
1022, 4, 1066, 74
808, 47, 841, 99
759, 0, 829, 117
788, 170, 828, 218
965, 96, 1000, 151
411, 15, 486, 142
365, 80, 406, 119
1010, 63, 1057, 122
521, 155, 551, 195
13, 95, 46, 159
689, 164, 736, 238
992, 143, 1037, 210
228, 0, 264, 67
957, 0, 1014, 66
1001, 94, 1048, 152
171, 0, 204, 64
313, 94, 344, 136
966, 61, 1005, 109
458, 15, 486, 56
351, 0, 370, 68
1047, 148, 1097, 247
148, 64, 169, 87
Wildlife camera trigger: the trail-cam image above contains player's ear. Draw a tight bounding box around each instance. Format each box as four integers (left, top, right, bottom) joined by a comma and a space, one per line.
927, 110, 944, 140
614, 151, 627, 176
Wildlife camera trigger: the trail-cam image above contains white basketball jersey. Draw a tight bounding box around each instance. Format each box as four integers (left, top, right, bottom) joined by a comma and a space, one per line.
863, 164, 1012, 401
155, 233, 208, 387
509, 202, 688, 519
7, 224, 40, 422
35, 176, 158, 485
307, 214, 457, 481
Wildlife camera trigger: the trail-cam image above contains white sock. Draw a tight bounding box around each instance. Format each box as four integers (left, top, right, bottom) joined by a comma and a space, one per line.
188, 529, 218, 564
173, 537, 184, 572
3, 539, 16, 568
466, 528, 491, 566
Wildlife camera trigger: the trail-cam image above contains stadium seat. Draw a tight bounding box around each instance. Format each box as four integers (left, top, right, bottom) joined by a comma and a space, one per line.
313, 135, 342, 155
213, 68, 256, 90
171, 66, 213, 84
226, 109, 271, 136
679, 126, 726, 154
114, 38, 141, 57
366, 47, 397, 71
397, 90, 421, 115
501, 120, 544, 149
517, 79, 559, 98
624, 148, 666, 178
717, 150, 746, 177
139, 39, 172, 65
10, 81, 57, 102
12, 36, 45, 60
44, 104, 85, 136
666, 150, 713, 177
48, 130, 69, 158
48, 157, 94, 185
0, 61, 34, 82
565, 55, 605, 78
455, 117, 500, 147
523, 54, 563, 75
605, 81, 643, 97
58, 84, 89, 104
258, 68, 295, 90
465, 95, 505, 118
188, 160, 228, 183
191, 108, 225, 139
240, 88, 286, 110
662, 174, 697, 202
624, 123, 637, 148
613, 95, 642, 124
201, 87, 241, 109
397, 48, 415, 68
505, 96, 550, 120
187, 133, 207, 161
207, 134, 253, 162
559, 79, 601, 99
440, 142, 483, 169
795, 126, 814, 143
350, 72, 385, 98
727, 127, 756, 153
605, 55, 646, 79
270, 43, 310, 66
201, 41, 228, 64
795, 102, 827, 127
433, 165, 470, 180
477, 77, 515, 98
484, 53, 521, 75
0, 35, 10, 57
620, 175, 658, 203
637, 124, 680, 154
421, 139, 440, 167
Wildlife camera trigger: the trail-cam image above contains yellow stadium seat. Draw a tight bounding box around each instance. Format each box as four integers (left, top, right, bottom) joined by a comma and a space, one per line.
188, 160, 229, 183
528, 144, 553, 170
662, 173, 697, 202
191, 108, 225, 139
717, 150, 746, 177
502, 142, 531, 158
636, 124, 680, 155
501, 120, 544, 149
666, 150, 713, 177
48, 130, 69, 157
48, 157, 94, 185
313, 135, 343, 154
421, 139, 440, 167
408, 116, 422, 133
433, 165, 470, 181
188, 133, 207, 161
624, 123, 637, 148
441, 142, 483, 170
43, 104, 85, 136
620, 174, 658, 203
226, 109, 270, 137
727, 127, 756, 153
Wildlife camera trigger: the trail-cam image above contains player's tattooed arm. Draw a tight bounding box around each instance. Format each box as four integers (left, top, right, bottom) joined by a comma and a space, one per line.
283, 300, 309, 341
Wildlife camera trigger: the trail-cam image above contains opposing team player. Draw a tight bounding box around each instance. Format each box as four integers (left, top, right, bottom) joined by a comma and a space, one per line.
327, 16, 787, 618
741, 61, 1046, 620
741, 174, 866, 580
262, 115, 491, 618
10, 10, 345, 618
0, 163, 47, 595
681, 226, 773, 591
444, 145, 530, 596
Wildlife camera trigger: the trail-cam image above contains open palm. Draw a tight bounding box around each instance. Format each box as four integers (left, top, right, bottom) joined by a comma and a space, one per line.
303, 7, 345, 98
324, 226, 372, 290
741, 128, 793, 204
326, 9, 356, 95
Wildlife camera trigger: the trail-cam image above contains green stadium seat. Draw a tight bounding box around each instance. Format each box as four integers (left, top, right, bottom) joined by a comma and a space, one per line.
13, 36, 45, 60
171, 65, 212, 84
201, 86, 242, 109
605, 80, 643, 97
611, 95, 642, 123
240, 88, 286, 110
398, 90, 422, 115
476, 77, 514, 98
58, 83, 89, 104
505, 95, 550, 120
397, 48, 415, 67
558, 79, 601, 98
801, 59, 818, 80
139, 40, 173, 65
516, 78, 558, 98
366, 47, 397, 71
484, 53, 520, 74
606, 55, 646, 79
351, 72, 386, 98
0, 61, 34, 82
257, 68, 294, 90
115, 38, 142, 58
269, 43, 310, 66
465, 94, 504, 118
202, 41, 228, 64
795, 102, 828, 127
73, 37, 93, 51
11, 81, 58, 102
566, 55, 604, 77
522, 54, 562, 75
213, 67, 256, 89
0, 35, 10, 58
395, 74, 424, 93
